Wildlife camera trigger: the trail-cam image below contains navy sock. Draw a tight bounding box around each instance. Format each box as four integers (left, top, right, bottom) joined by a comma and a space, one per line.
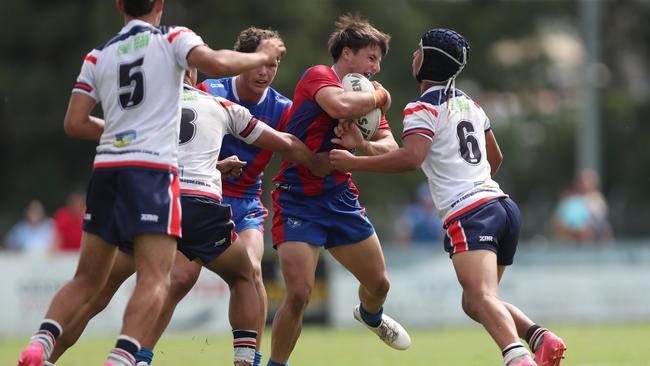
135, 347, 154, 364
39, 320, 62, 339
109, 335, 140, 366
359, 304, 383, 327
525, 324, 547, 352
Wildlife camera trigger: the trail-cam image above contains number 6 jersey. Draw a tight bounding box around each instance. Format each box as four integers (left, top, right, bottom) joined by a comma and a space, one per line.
72, 19, 204, 172
402, 85, 506, 222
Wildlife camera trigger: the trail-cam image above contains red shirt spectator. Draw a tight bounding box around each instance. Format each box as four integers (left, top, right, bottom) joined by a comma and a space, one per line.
53, 192, 85, 252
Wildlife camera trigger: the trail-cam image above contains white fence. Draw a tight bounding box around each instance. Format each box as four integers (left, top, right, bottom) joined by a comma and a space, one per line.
1, 242, 649, 337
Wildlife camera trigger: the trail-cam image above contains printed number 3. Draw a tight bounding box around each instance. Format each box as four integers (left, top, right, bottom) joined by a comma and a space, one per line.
179, 108, 197, 145
118, 58, 145, 108
456, 120, 482, 165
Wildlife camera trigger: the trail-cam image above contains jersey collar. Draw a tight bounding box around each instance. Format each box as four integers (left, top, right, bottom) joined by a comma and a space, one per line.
231, 75, 268, 106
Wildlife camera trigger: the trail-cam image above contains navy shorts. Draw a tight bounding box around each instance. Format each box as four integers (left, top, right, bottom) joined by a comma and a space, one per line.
443, 197, 520, 265
271, 183, 375, 248
223, 196, 268, 233
83, 168, 181, 250
121, 195, 236, 264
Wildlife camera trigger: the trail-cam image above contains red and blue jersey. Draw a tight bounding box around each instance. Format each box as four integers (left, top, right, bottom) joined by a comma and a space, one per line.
197, 77, 291, 199
272, 65, 390, 196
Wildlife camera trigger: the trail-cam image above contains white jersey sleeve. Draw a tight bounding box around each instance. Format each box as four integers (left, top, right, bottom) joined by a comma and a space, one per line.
218, 97, 268, 144
73, 50, 100, 101
401, 101, 438, 141
166, 26, 204, 70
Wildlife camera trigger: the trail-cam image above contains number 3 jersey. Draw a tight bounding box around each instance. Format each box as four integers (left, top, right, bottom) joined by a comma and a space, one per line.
402, 85, 506, 222
72, 19, 204, 172
177, 86, 267, 200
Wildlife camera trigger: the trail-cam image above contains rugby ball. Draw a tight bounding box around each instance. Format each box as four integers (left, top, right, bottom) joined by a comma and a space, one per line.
340, 73, 382, 140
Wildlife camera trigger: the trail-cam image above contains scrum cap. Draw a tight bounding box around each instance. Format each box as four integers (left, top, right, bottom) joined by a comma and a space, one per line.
416, 28, 470, 83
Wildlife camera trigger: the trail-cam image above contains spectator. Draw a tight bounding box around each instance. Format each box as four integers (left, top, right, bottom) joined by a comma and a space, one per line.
52, 191, 85, 252
3, 200, 54, 254
394, 183, 444, 246
553, 169, 613, 243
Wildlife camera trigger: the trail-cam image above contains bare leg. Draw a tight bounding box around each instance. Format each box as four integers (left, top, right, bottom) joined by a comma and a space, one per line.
496, 265, 535, 339
120, 233, 177, 340
139, 254, 202, 349
269, 242, 320, 364
236, 229, 267, 351
50, 250, 135, 362
328, 233, 390, 313
451, 250, 520, 350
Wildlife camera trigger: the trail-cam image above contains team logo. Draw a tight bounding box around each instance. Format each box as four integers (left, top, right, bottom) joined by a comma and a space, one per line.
287, 217, 302, 228
213, 238, 227, 247
245, 212, 259, 221
113, 130, 136, 147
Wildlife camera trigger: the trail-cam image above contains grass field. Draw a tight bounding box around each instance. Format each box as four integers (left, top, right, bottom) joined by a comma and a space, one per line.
2, 324, 649, 365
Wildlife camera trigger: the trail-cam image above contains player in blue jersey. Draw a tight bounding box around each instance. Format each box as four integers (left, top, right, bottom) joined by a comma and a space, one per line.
330, 28, 566, 366
196, 26, 291, 366
267, 15, 410, 366
16, 1, 286, 366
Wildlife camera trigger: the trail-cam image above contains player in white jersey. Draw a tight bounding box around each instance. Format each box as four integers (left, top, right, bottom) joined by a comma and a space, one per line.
329, 28, 566, 366
44, 67, 329, 366
16, 1, 286, 366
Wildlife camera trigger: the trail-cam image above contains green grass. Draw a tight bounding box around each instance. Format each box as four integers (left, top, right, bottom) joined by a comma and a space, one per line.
2, 324, 650, 365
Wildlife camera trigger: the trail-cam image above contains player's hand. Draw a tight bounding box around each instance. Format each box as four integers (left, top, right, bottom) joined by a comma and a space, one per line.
308, 152, 333, 178
329, 149, 357, 172
372, 81, 391, 115
257, 38, 286, 64
216, 155, 246, 178
331, 120, 365, 150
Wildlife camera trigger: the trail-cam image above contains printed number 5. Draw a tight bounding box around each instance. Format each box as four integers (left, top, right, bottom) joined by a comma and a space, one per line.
118, 58, 145, 108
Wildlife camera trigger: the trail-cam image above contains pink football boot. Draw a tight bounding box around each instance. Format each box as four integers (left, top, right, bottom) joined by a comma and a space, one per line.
534, 331, 566, 366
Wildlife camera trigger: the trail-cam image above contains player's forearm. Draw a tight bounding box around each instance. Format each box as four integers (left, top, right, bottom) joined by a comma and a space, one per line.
192, 48, 268, 77
357, 132, 399, 156
328, 92, 377, 119
351, 149, 420, 173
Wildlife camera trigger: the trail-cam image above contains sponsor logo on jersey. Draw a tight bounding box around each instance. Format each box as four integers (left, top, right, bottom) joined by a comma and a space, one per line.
449, 97, 470, 113
113, 130, 137, 147
182, 90, 199, 101
214, 237, 227, 247
140, 213, 159, 222
287, 217, 302, 228
118, 33, 150, 55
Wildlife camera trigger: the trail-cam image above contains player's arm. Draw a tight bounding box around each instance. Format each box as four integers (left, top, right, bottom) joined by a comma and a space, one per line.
332, 120, 398, 156
329, 134, 430, 173
63, 93, 104, 140
485, 129, 503, 176
315, 82, 390, 119
188, 38, 285, 77
253, 128, 331, 177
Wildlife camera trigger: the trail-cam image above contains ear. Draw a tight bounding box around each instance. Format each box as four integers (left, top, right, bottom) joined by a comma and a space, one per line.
341, 46, 352, 61
156, 0, 164, 12
116, 0, 124, 13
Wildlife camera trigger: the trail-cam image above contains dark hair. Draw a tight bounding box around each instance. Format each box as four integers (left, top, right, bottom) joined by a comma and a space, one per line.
234, 27, 282, 53
122, 0, 156, 17
327, 14, 390, 61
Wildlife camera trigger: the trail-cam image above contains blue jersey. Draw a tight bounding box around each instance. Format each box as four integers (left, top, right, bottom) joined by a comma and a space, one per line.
197, 77, 292, 199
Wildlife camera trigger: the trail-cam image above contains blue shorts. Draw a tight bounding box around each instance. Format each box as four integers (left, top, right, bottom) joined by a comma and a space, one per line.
83, 168, 182, 250
121, 195, 236, 264
271, 183, 375, 248
443, 197, 520, 265
223, 196, 267, 233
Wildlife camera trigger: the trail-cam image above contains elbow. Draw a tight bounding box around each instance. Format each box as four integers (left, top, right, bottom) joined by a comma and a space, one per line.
63, 117, 77, 137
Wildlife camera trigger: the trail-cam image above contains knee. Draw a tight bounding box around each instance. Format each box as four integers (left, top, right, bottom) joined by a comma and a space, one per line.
169, 268, 199, 301
284, 283, 312, 313
461, 290, 492, 317
250, 260, 263, 283
367, 275, 390, 298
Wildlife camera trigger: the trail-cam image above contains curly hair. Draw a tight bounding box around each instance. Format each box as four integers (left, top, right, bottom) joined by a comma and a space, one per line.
234, 26, 282, 53
327, 14, 391, 61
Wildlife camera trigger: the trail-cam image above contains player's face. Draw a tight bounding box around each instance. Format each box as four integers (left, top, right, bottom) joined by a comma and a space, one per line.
343, 45, 383, 79
412, 47, 423, 80
239, 58, 279, 96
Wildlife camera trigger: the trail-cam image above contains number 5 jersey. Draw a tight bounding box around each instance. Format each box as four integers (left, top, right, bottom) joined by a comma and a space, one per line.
72, 19, 204, 172
402, 85, 506, 223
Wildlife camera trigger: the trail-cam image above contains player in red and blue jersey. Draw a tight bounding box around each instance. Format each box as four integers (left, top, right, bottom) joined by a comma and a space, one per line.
266, 15, 410, 366
330, 28, 566, 366
196, 27, 291, 366
16, 1, 286, 366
